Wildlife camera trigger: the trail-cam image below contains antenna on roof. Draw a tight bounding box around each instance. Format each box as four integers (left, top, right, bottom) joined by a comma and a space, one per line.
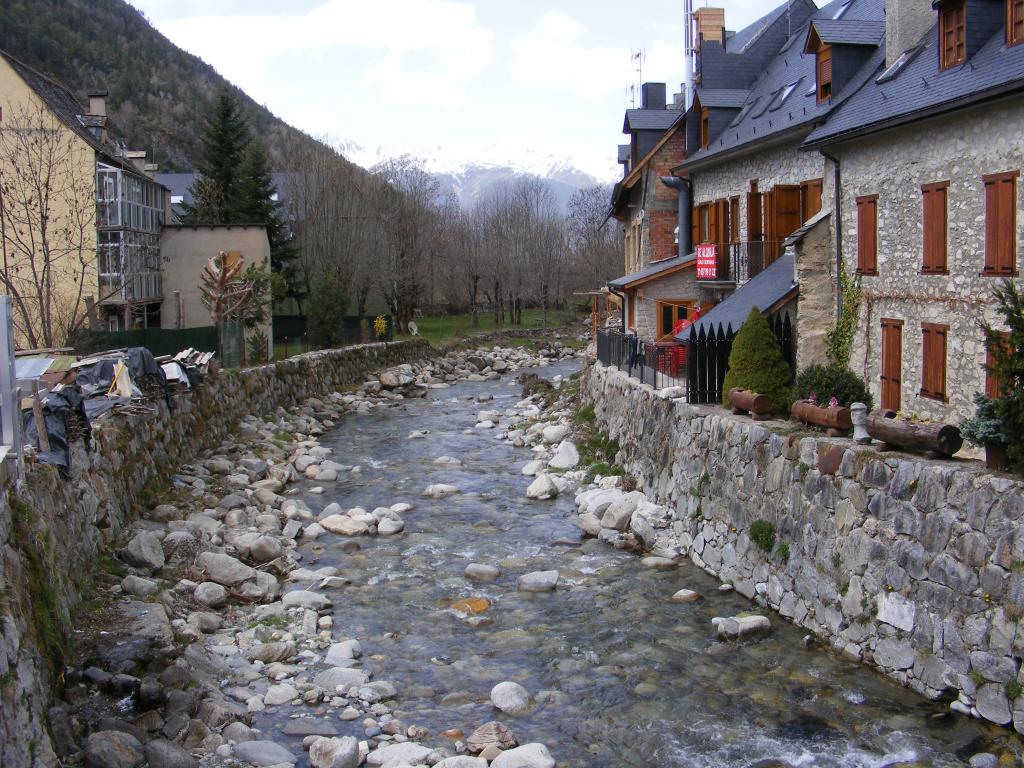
631, 48, 646, 93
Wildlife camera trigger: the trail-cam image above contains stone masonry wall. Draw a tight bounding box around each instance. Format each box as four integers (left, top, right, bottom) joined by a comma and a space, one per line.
0, 339, 431, 768
585, 360, 1024, 733
633, 266, 701, 341
839, 98, 1024, 425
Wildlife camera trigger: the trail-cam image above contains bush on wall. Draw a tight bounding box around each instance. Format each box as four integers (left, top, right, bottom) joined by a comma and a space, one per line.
795, 364, 873, 410
721, 307, 793, 413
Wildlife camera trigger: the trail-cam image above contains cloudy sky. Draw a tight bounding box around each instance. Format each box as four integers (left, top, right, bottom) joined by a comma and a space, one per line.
130, 0, 773, 181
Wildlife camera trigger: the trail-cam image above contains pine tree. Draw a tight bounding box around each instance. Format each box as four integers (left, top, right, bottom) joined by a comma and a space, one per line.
721, 307, 793, 413
185, 89, 249, 223
236, 142, 305, 308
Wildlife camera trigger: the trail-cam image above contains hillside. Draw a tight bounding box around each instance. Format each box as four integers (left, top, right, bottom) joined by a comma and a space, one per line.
0, 0, 344, 173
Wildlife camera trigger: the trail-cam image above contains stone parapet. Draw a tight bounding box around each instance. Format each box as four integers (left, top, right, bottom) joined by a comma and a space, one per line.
585, 359, 1024, 732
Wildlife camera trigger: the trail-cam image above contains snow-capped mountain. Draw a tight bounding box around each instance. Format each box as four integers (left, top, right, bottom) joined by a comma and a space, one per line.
338, 140, 614, 212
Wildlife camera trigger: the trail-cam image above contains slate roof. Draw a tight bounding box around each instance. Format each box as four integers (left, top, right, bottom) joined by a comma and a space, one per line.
695, 89, 751, 109
677, 252, 796, 341
809, 19, 885, 46
679, 0, 885, 170
806, 20, 1024, 145
726, 1, 806, 54
0, 49, 148, 178
608, 253, 696, 290
623, 108, 682, 132
158, 172, 291, 215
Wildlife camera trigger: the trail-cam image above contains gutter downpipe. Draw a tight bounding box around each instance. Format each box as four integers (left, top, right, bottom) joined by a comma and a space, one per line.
659, 175, 692, 258
820, 147, 842, 321
607, 284, 627, 331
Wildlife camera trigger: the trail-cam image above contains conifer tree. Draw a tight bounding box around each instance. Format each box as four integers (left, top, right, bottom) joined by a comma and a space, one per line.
721, 307, 793, 413
185, 89, 249, 223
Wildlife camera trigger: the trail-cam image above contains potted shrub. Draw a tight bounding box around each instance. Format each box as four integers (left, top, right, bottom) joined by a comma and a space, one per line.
962, 393, 1009, 470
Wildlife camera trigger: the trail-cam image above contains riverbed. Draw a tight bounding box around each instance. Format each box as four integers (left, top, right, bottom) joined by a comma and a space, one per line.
254, 360, 1014, 767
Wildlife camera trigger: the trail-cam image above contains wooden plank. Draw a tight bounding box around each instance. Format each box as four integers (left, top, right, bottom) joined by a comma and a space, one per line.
867, 409, 963, 457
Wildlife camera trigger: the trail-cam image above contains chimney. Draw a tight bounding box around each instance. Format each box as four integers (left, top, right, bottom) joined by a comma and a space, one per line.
641, 82, 667, 110
124, 149, 148, 173
87, 89, 107, 117
885, 0, 935, 67
694, 7, 726, 46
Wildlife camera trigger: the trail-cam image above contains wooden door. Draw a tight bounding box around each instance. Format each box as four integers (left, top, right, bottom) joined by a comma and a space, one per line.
880, 319, 903, 412
769, 184, 802, 265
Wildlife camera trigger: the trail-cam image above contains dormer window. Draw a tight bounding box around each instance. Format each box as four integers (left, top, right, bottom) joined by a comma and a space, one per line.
1010, 0, 1024, 46
700, 107, 709, 149
817, 44, 833, 102
939, 1, 966, 68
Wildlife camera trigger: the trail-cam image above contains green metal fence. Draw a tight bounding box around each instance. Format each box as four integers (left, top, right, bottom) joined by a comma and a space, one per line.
76, 326, 219, 358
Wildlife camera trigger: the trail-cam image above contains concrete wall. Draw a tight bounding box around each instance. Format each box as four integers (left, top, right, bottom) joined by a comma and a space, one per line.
586, 360, 1024, 733
0, 339, 431, 768
160, 225, 273, 358
0, 56, 98, 350
836, 98, 1024, 425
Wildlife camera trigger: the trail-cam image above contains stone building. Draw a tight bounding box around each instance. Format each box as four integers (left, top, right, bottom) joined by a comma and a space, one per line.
804, 0, 1024, 425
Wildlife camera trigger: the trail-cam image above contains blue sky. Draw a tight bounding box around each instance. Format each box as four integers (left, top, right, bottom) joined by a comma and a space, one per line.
131, 0, 772, 181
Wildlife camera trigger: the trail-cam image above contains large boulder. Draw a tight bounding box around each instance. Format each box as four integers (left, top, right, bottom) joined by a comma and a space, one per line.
314, 667, 370, 691
144, 739, 198, 768
84, 731, 143, 768
712, 614, 771, 639
517, 571, 559, 593
281, 590, 332, 610
320, 514, 368, 536
541, 424, 569, 444
309, 736, 360, 768
197, 552, 255, 587
547, 441, 580, 470
366, 742, 433, 767
379, 367, 415, 389
526, 474, 559, 500
232, 740, 297, 766
121, 531, 165, 573
491, 681, 531, 715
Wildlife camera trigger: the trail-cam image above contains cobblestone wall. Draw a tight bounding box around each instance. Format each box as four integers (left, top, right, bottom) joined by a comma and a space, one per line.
0, 340, 430, 768
585, 360, 1024, 733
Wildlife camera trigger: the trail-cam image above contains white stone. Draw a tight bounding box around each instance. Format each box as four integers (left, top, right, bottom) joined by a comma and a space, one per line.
263, 683, 298, 707
320, 515, 369, 536
491, 681, 531, 715
541, 424, 570, 444
517, 570, 559, 592
365, 741, 433, 768
547, 440, 580, 470
712, 615, 771, 639
423, 484, 460, 498
526, 474, 559, 500
876, 591, 916, 632
490, 743, 556, 768
521, 459, 546, 476
309, 736, 360, 768
282, 590, 332, 610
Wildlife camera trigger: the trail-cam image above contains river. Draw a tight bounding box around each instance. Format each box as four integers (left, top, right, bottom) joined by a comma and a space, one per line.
254, 359, 1013, 767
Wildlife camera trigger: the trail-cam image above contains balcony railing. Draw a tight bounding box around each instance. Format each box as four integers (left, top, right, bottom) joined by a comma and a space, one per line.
695, 240, 785, 285
99, 271, 163, 304
596, 328, 688, 392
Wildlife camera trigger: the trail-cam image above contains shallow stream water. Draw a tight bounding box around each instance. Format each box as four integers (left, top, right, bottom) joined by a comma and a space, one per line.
255, 361, 1017, 767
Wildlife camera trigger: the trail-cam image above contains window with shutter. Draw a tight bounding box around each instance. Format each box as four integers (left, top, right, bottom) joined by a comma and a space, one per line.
817, 43, 833, 102
880, 319, 903, 412
920, 323, 948, 401
856, 195, 878, 275
983, 170, 1019, 276
940, 1, 966, 68
1009, 0, 1023, 46
921, 181, 949, 274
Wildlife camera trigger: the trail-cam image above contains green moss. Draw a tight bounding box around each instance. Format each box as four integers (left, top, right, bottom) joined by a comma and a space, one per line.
775, 542, 790, 562
832, 551, 842, 570
573, 403, 596, 426
749, 520, 776, 553
1005, 680, 1022, 700
720, 307, 793, 415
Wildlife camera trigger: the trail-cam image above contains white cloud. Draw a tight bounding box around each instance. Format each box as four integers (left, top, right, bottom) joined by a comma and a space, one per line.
153, 0, 494, 107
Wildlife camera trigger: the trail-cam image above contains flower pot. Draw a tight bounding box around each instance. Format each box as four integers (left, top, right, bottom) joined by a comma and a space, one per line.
986, 444, 1009, 471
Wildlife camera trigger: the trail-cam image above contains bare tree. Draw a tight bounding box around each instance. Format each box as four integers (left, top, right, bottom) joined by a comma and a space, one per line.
0, 102, 98, 348
567, 184, 622, 289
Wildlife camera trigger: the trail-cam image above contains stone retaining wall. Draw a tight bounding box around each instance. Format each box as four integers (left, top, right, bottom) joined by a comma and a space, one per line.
584, 360, 1024, 733
0, 339, 431, 768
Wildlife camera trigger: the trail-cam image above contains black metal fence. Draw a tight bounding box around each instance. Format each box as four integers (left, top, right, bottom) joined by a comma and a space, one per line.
596, 310, 795, 405
595, 329, 688, 392
696, 240, 783, 285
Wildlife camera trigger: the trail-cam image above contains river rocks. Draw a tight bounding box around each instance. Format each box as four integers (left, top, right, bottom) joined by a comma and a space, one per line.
282, 590, 332, 610
671, 589, 700, 604
712, 615, 771, 639
197, 552, 256, 586
264, 683, 298, 706
121, 574, 158, 597
521, 459, 545, 476
84, 731, 144, 768
424, 483, 460, 498
366, 741, 433, 767
548, 440, 579, 470
599, 492, 644, 531
526, 474, 559, 500
232, 739, 297, 766
144, 739, 198, 768
121, 531, 165, 573
435, 758, 488, 768
491, 681, 531, 715
248, 641, 295, 664
377, 517, 405, 535
325, 640, 362, 665
249, 535, 283, 563
466, 722, 518, 753
517, 570, 559, 592
490, 743, 555, 768
379, 367, 415, 389
314, 667, 370, 691
542, 424, 569, 443
976, 683, 1012, 725
320, 514, 369, 536
465, 563, 501, 581
309, 736, 360, 768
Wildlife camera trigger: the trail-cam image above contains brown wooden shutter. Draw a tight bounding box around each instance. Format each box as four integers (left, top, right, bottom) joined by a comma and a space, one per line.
817, 45, 833, 102
856, 195, 878, 275
920, 323, 948, 401
940, 2, 966, 68
986, 331, 1012, 398
921, 181, 948, 274
983, 171, 1019, 276
1011, 0, 1024, 46
800, 178, 823, 222
747, 190, 762, 240
880, 318, 903, 412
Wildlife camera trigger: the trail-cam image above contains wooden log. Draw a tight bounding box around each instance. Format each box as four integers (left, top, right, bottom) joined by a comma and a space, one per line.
727, 388, 773, 417
791, 399, 853, 431
866, 409, 963, 457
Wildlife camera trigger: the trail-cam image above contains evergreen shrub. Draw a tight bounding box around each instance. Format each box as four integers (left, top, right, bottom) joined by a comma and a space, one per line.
720, 307, 793, 413
795, 364, 873, 410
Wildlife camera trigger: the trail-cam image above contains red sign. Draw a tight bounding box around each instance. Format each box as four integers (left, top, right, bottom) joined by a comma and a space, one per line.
696, 243, 717, 280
